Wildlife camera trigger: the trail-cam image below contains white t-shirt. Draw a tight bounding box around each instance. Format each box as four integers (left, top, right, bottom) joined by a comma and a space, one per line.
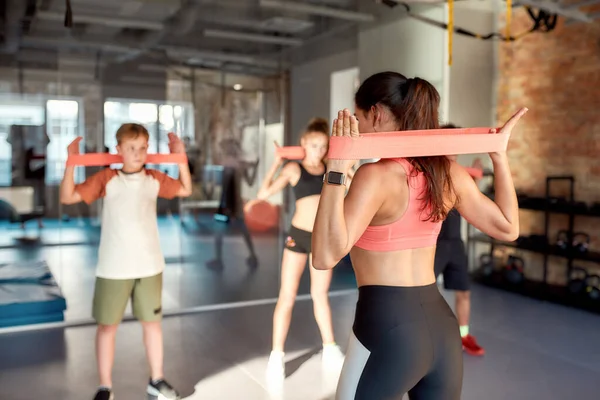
75, 168, 181, 280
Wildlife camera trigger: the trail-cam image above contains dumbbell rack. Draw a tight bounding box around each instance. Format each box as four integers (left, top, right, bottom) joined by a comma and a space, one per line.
466, 175, 600, 315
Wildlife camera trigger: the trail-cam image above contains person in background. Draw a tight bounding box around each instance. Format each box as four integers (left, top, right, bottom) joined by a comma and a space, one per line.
435, 123, 486, 356
60, 124, 192, 400
311, 71, 524, 399
256, 118, 345, 384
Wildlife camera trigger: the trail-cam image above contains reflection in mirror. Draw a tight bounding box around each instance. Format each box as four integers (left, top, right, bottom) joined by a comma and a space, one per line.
0, 66, 357, 333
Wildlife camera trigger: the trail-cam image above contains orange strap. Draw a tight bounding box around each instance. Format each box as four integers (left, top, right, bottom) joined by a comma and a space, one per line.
448, 0, 454, 66
66, 153, 188, 167
276, 146, 305, 160
506, 0, 512, 40
327, 127, 507, 159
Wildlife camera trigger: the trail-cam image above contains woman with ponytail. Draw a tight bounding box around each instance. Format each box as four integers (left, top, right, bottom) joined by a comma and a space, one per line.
312, 71, 526, 399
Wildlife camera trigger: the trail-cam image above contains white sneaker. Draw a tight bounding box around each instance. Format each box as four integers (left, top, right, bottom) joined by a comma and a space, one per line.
266, 351, 285, 396
322, 343, 345, 370
266, 350, 285, 381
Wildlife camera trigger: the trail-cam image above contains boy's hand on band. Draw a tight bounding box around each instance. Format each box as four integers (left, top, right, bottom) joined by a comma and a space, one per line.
490, 107, 528, 158
67, 137, 82, 156
168, 133, 185, 154
328, 109, 359, 173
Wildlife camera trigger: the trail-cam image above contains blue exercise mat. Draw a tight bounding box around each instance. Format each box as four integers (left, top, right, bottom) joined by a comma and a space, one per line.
0, 261, 67, 328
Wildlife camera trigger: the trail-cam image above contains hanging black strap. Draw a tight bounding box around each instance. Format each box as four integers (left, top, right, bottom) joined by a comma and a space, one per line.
64, 0, 73, 28
396, 2, 557, 42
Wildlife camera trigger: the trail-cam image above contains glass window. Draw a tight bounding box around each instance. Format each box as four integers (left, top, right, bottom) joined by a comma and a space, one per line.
104, 100, 159, 155
46, 99, 83, 184
104, 99, 194, 177
0, 98, 46, 186
0, 96, 84, 186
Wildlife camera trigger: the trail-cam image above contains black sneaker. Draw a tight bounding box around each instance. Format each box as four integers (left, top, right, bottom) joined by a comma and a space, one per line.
147, 379, 180, 400
93, 388, 114, 400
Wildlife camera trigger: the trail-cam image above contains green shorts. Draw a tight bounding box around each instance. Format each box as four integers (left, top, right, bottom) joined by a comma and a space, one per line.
92, 273, 163, 325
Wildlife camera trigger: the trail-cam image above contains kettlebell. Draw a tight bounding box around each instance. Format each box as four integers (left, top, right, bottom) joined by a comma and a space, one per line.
585, 274, 600, 301
556, 230, 569, 250
567, 267, 588, 295
480, 254, 494, 277
503, 255, 525, 284
572, 232, 590, 253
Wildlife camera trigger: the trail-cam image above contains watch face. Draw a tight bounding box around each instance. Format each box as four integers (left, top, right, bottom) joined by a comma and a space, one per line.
327, 171, 344, 185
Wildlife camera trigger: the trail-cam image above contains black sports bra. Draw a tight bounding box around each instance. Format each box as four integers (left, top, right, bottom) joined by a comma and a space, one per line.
291, 162, 324, 200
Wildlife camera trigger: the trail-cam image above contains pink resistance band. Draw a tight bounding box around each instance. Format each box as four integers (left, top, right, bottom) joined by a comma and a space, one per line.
276, 128, 506, 161
277, 146, 484, 178
276, 146, 305, 160
327, 127, 507, 159
66, 153, 188, 167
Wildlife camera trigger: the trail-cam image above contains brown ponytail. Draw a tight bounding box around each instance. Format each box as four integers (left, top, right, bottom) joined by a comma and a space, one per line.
304, 117, 329, 137
355, 72, 456, 222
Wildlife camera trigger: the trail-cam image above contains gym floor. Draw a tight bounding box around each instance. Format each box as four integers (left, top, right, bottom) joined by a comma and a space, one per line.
1, 216, 599, 399
0, 283, 599, 399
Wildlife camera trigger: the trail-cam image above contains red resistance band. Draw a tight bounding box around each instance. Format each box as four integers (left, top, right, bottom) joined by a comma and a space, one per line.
66, 153, 188, 167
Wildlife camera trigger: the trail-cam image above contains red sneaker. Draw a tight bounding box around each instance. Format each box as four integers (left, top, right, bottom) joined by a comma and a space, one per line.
462, 334, 485, 356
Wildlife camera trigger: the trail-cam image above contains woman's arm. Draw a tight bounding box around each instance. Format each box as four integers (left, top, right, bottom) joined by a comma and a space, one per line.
312, 163, 389, 270
256, 161, 296, 200
453, 107, 527, 241
453, 154, 519, 242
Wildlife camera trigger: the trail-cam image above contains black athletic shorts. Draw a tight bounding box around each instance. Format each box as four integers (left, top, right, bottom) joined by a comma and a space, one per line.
337, 284, 463, 399
434, 239, 470, 291
284, 225, 312, 254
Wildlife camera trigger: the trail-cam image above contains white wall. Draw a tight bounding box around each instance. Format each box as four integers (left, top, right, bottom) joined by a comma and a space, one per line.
357, 2, 496, 131
290, 49, 357, 143
358, 5, 450, 121
447, 5, 495, 128
447, 3, 497, 257
447, 3, 496, 170
330, 67, 360, 124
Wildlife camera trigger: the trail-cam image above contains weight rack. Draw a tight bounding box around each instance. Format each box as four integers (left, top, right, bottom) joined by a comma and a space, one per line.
466, 175, 600, 315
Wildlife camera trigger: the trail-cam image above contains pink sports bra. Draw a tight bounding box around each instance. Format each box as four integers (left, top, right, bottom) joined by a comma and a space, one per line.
354, 158, 442, 252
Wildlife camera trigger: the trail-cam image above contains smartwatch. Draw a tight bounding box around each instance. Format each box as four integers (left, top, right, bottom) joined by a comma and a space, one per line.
323, 171, 347, 186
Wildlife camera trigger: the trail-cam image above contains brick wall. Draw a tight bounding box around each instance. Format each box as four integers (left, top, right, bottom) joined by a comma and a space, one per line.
497, 9, 600, 283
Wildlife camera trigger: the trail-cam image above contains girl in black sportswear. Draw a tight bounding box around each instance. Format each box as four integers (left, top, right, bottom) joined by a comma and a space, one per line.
256, 118, 345, 384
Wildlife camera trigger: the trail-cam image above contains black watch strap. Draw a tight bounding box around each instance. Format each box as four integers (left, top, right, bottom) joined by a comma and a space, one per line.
323, 171, 346, 186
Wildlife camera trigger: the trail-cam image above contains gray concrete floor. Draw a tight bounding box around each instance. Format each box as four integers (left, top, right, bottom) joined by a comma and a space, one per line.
1, 215, 599, 399
1, 283, 599, 399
